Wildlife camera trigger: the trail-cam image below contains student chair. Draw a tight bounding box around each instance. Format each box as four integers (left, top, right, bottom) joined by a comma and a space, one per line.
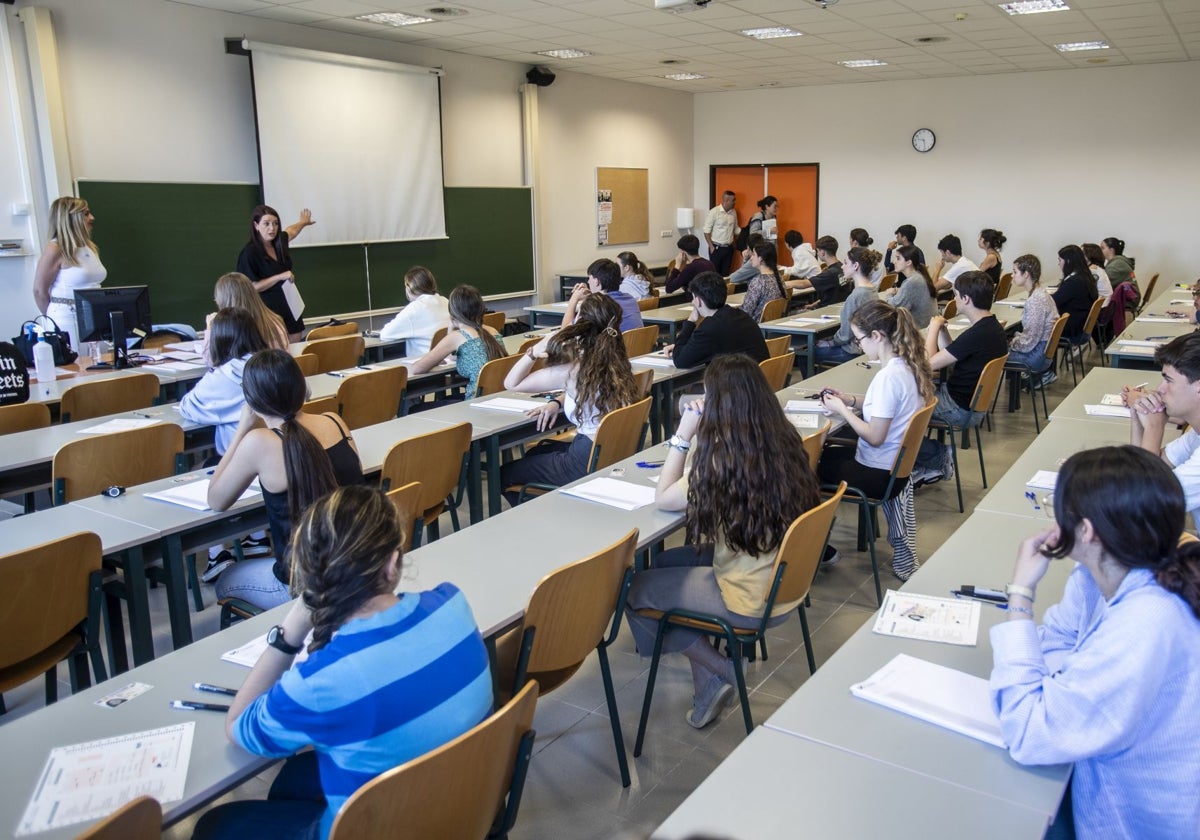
759, 297, 787, 323
928, 355, 1009, 513
878, 273, 897, 293
429, 327, 448, 350
293, 353, 320, 377
764, 335, 792, 358
483, 311, 507, 333
493, 529, 638, 787
302, 395, 339, 416
298, 335, 365, 374
474, 355, 523, 398
998, 313, 1069, 433
305, 321, 359, 341
636, 296, 660, 312
386, 481, 423, 551
75, 796, 162, 840
941, 298, 958, 320
1135, 273, 1160, 316
51, 424, 186, 505
995, 272, 1013, 302
59, 372, 160, 423
0, 403, 52, 510
1057, 297, 1105, 386
0, 532, 107, 715
759, 352, 795, 391
380, 422, 471, 546
633, 368, 654, 399
633, 484, 846, 752
336, 365, 408, 429
801, 419, 831, 472
329, 681, 538, 840
621, 325, 659, 357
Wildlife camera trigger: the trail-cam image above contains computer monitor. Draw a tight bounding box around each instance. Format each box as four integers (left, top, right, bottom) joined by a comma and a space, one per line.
74, 286, 152, 369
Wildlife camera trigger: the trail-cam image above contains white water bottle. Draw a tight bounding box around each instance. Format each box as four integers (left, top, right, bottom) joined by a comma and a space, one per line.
33, 333, 55, 389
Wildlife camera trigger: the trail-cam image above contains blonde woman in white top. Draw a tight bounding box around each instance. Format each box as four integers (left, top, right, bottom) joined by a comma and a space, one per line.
33, 197, 107, 352
378, 266, 450, 356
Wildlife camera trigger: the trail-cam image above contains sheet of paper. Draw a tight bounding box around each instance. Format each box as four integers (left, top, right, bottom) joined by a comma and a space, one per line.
222, 632, 310, 668
785, 399, 832, 414
872, 590, 980, 646
996, 300, 1025, 308
470, 397, 544, 413
786, 413, 820, 430
281, 280, 305, 319
1117, 339, 1166, 348
1084, 404, 1130, 418
1026, 469, 1058, 490
1136, 316, 1189, 324
632, 354, 677, 368
781, 317, 827, 326
560, 476, 656, 510
160, 350, 204, 361
1099, 393, 1126, 406
16, 723, 195, 836
144, 477, 261, 511
850, 654, 1005, 748
77, 418, 161, 435
164, 341, 203, 354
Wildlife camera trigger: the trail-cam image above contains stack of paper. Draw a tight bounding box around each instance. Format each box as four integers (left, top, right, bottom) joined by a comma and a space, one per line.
1084, 404, 1130, 418
781, 317, 828, 326
1117, 339, 1166, 348
784, 399, 832, 414
786, 413, 820, 430
850, 654, 1006, 748
560, 477, 656, 510
872, 590, 981, 646
633, 354, 677, 369
144, 478, 261, 511
164, 341, 203, 354
1026, 470, 1058, 490
470, 397, 543, 413
77, 418, 160, 435
1137, 316, 1189, 324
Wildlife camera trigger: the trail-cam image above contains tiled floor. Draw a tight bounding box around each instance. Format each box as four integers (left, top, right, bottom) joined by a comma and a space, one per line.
0, 368, 1080, 839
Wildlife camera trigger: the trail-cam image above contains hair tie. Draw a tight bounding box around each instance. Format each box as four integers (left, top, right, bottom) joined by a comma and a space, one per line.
605, 325, 619, 338
283, 412, 297, 422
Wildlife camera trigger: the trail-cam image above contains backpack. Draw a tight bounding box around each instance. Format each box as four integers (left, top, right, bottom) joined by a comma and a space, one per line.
0, 342, 31, 405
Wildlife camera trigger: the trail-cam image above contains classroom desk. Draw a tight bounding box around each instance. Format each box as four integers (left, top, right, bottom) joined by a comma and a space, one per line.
641, 293, 746, 343
25, 360, 206, 408
287, 332, 406, 364
654, 727, 1051, 840
525, 300, 572, 328
760, 511, 1072, 820
759, 304, 841, 378
1050, 367, 1162, 425
1104, 316, 1194, 368
301, 358, 460, 409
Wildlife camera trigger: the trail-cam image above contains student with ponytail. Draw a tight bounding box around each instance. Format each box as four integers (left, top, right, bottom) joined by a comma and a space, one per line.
207, 349, 363, 610
617, 251, 653, 299
813, 246, 879, 365
881, 244, 937, 328
818, 301, 934, 579
500, 293, 639, 504
740, 240, 787, 322
989, 445, 1200, 840
409, 284, 506, 399
195, 486, 492, 840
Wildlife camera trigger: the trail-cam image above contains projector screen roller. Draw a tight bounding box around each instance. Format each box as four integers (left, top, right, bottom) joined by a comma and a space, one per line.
245, 41, 447, 247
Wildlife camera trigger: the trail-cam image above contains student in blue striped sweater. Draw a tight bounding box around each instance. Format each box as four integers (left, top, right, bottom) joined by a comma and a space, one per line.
194, 485, 494, 840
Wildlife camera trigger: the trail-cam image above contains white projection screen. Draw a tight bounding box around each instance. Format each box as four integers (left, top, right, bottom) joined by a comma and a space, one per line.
245, 41, 446, 247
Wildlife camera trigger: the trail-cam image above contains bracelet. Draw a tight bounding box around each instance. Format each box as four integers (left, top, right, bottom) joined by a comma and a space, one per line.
1007, 605, 1034, 618
850, 395, 857, 408
549, 398, 563, 410
1005, 583, 1036, 602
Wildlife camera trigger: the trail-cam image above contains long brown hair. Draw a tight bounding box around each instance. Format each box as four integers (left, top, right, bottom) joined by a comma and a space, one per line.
214, 272, 288, 350
547, 294, 638, 419
851, 301, 935, 404
896, 244, 936, 299
290, 485, 403, 652
687, 355, 819, 556
448, 285, 505, 361
247, 204, 289, 261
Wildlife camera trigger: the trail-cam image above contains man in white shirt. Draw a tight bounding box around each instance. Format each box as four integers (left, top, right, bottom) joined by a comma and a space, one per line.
702, 191, 739, 276
1125, 333, 1200, 523
932, 234, 979, 293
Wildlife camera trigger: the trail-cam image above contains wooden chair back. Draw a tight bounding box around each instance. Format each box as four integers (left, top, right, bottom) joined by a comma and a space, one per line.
801, 419, 831, 471
75, 796, 162, 840
621, 325, 658, 358
968, 354, 1011, 414
429, 327, 448, 350
337, 365, 408, 429
1081, 295, 1105, 336
632, 368, 654, 399
329, 681, 539, 840
52, 424, 184, 504
941, 298, 958, 320
892, 400, 937, 482
293, 353, 320, 377
589, 397, 652, 472
758, 352, 795, 391
765, 483, 846, 607
726, 282, 737, 296
995, 272, 1012, 301
299, 335, 365, 374
302, 396, 339, 416
1141, 272, 1159, 306
760, 297, 787, 323
878, 273, 897, 293
306, 321, 359, 341
636, 296, 659, 312
380, 422, 471, 520
59, 372, 159, 423
0, 531, 101, 692
1043, 314, 1070, 366
386, 481, 423, 551
764, 335, 791, 358
474, 354, 523, 398
483, 312, 506, 333
0, 402, 50, 435
516, 337, 541, 354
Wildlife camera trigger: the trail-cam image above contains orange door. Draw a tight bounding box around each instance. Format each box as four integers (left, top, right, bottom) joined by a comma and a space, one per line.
766, 165, 819, 268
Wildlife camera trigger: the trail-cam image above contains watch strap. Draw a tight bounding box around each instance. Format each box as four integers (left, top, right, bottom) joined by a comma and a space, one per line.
1005, 583, 1036, 602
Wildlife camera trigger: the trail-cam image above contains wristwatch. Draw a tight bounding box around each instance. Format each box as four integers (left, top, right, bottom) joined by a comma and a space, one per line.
266, 624, 303, 655
667, 434, 692, 453
1004, 583, 1035, 602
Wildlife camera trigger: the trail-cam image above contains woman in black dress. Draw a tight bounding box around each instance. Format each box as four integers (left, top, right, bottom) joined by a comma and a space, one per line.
236, 204, 315, 341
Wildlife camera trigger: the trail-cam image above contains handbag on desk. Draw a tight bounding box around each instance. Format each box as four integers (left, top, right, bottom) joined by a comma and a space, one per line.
12, 316, 78, 367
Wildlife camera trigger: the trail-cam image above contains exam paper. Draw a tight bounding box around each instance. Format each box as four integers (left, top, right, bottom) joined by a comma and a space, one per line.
1099, 393, 1126, 406
1117, 339, 1166, 348
786, 413, 820, 430
784, 400, 832, 414
560, 477, 656, 510
77, 418, 161, 435
1026, 470, 1058, 490
17, 723, 195, 835
223, 632, 311, 668
1136, 316, 1189, 324
1084, 404, 1131, 418
470, 397, 544, 413
144, 477, 261, 511
632, 353, 677, 368
872, 590, 980, 647
149, 362, 206, 373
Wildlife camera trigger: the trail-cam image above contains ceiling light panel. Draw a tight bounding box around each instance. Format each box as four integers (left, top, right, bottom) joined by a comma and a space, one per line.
740, 27, 804, 40
999, 0, 1069, 15
355, 12, 435, 27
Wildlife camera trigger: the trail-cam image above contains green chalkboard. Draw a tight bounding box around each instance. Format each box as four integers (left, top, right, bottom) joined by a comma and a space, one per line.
77, 181, 534, 327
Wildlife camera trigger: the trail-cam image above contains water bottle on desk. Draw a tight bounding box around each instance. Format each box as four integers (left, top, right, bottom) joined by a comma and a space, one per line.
33, 333, 55, 394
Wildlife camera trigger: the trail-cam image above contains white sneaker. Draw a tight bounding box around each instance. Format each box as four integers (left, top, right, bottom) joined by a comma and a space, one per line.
686, 673, 735, 729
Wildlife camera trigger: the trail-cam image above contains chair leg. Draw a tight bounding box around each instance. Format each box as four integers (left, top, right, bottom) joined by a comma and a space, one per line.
798, 604, 816, 674
104, 589, 130, 675
976, 426, 988, 487
634, 621, 670, 758
863, 503, 882, 607
187, 553, 204, 612
724, 630, 754, 735
595, 644, 631, 787
949, 431, 964, 513
45, 668, 58, 705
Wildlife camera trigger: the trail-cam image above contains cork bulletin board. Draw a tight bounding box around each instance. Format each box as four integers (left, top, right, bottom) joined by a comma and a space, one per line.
596, 167, 648, 246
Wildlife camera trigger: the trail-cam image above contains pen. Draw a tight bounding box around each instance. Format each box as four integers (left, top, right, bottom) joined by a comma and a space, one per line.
357, 365, 374, 371
636, 460, 664, 468
951, 591, 1007, 609
132, 411, 157, 418
327, 371, 346, 378
1132, 381, 1149, 390
1024, 491, 1041, 511
171, 700, 230, 712
193, 682, 237, 696
1145, 336, 1171, 341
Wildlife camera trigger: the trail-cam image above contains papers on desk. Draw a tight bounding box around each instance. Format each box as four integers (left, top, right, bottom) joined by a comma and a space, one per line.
996, 300, 1025, 308
470, 397, 543, 413
149, 361, 206, 373
1026, 470, 1058, 491
144, 477, 261, 511
1084, 404, 1130, 418
560, 476, 656, 510
16, 722, 195, 835
1117, 339, 1166, 348
222, 632, 312, 668
872, 590, 981, 646
786, 413, 821, 430
784, 399, 832, 415
633, 353, 677, 368
164, 341, 203, 354
77, 418, 161, 435
850, 654, 1005, 748
782, 316, 836, 326
1099, 393, 1126, 406
543, 302, 570, 310
159, 350, 204, 361
1137, 316, 1189, 324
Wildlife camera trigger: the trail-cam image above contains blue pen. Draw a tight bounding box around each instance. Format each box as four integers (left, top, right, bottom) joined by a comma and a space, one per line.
1024, 491, 1041, 511
636, 460, 664, 468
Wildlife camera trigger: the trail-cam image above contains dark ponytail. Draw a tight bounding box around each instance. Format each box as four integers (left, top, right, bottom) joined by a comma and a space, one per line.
1158, 540, 1200, 619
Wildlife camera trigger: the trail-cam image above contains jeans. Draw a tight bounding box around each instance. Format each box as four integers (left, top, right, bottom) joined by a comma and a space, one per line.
215, 559, 291, 610
500, 434, 594, 506
193, 752, 325, 840
914, 382, 979, 471
814, 341, 861, 366
1007, 341, 1050, 373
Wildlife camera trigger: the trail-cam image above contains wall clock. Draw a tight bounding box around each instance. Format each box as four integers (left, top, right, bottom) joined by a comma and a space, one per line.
912, 128, 936, 153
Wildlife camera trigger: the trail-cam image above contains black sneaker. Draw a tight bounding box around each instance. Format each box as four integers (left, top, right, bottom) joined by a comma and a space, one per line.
201, 550, 235, 583
820, 545, 841, 567
240, 535, 272, 558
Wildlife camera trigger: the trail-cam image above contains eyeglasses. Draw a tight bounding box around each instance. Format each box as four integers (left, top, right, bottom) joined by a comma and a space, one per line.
850, 333, 866, 349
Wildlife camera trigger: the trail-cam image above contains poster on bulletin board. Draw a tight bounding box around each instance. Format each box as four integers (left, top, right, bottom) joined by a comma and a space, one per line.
595, 168, 648, 246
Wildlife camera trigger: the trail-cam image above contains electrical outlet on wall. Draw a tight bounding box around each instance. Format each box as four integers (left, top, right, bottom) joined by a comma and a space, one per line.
660, 230, 673, 238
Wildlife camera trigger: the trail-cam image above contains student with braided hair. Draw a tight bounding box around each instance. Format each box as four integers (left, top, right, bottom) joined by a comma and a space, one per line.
500, 293, 640, 504
195, 485, 492, 840
818, 300, 934, 580
207, 349, 363, 610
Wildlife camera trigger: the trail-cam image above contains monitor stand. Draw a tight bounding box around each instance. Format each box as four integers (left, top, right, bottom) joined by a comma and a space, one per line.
86, 311, 134, 370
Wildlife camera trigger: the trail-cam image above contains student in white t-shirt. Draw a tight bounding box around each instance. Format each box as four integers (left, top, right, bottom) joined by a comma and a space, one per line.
932, 234, 979, 293
378, 266, 450, 356
780, 230, 821, 280
818, 300, 934, 580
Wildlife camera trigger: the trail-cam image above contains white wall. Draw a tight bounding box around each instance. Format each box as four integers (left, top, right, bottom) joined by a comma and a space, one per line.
694, 61, 1200, 284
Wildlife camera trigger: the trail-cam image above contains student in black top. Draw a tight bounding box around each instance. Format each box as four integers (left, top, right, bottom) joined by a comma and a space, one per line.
1051, 244, 1100, 339
668, 271, 769, 368
884, 224, 924, 274
665, 234, 716, 294
787, 235, 845, 307
235, 204, 316, 341
912, 271, 1009, 484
